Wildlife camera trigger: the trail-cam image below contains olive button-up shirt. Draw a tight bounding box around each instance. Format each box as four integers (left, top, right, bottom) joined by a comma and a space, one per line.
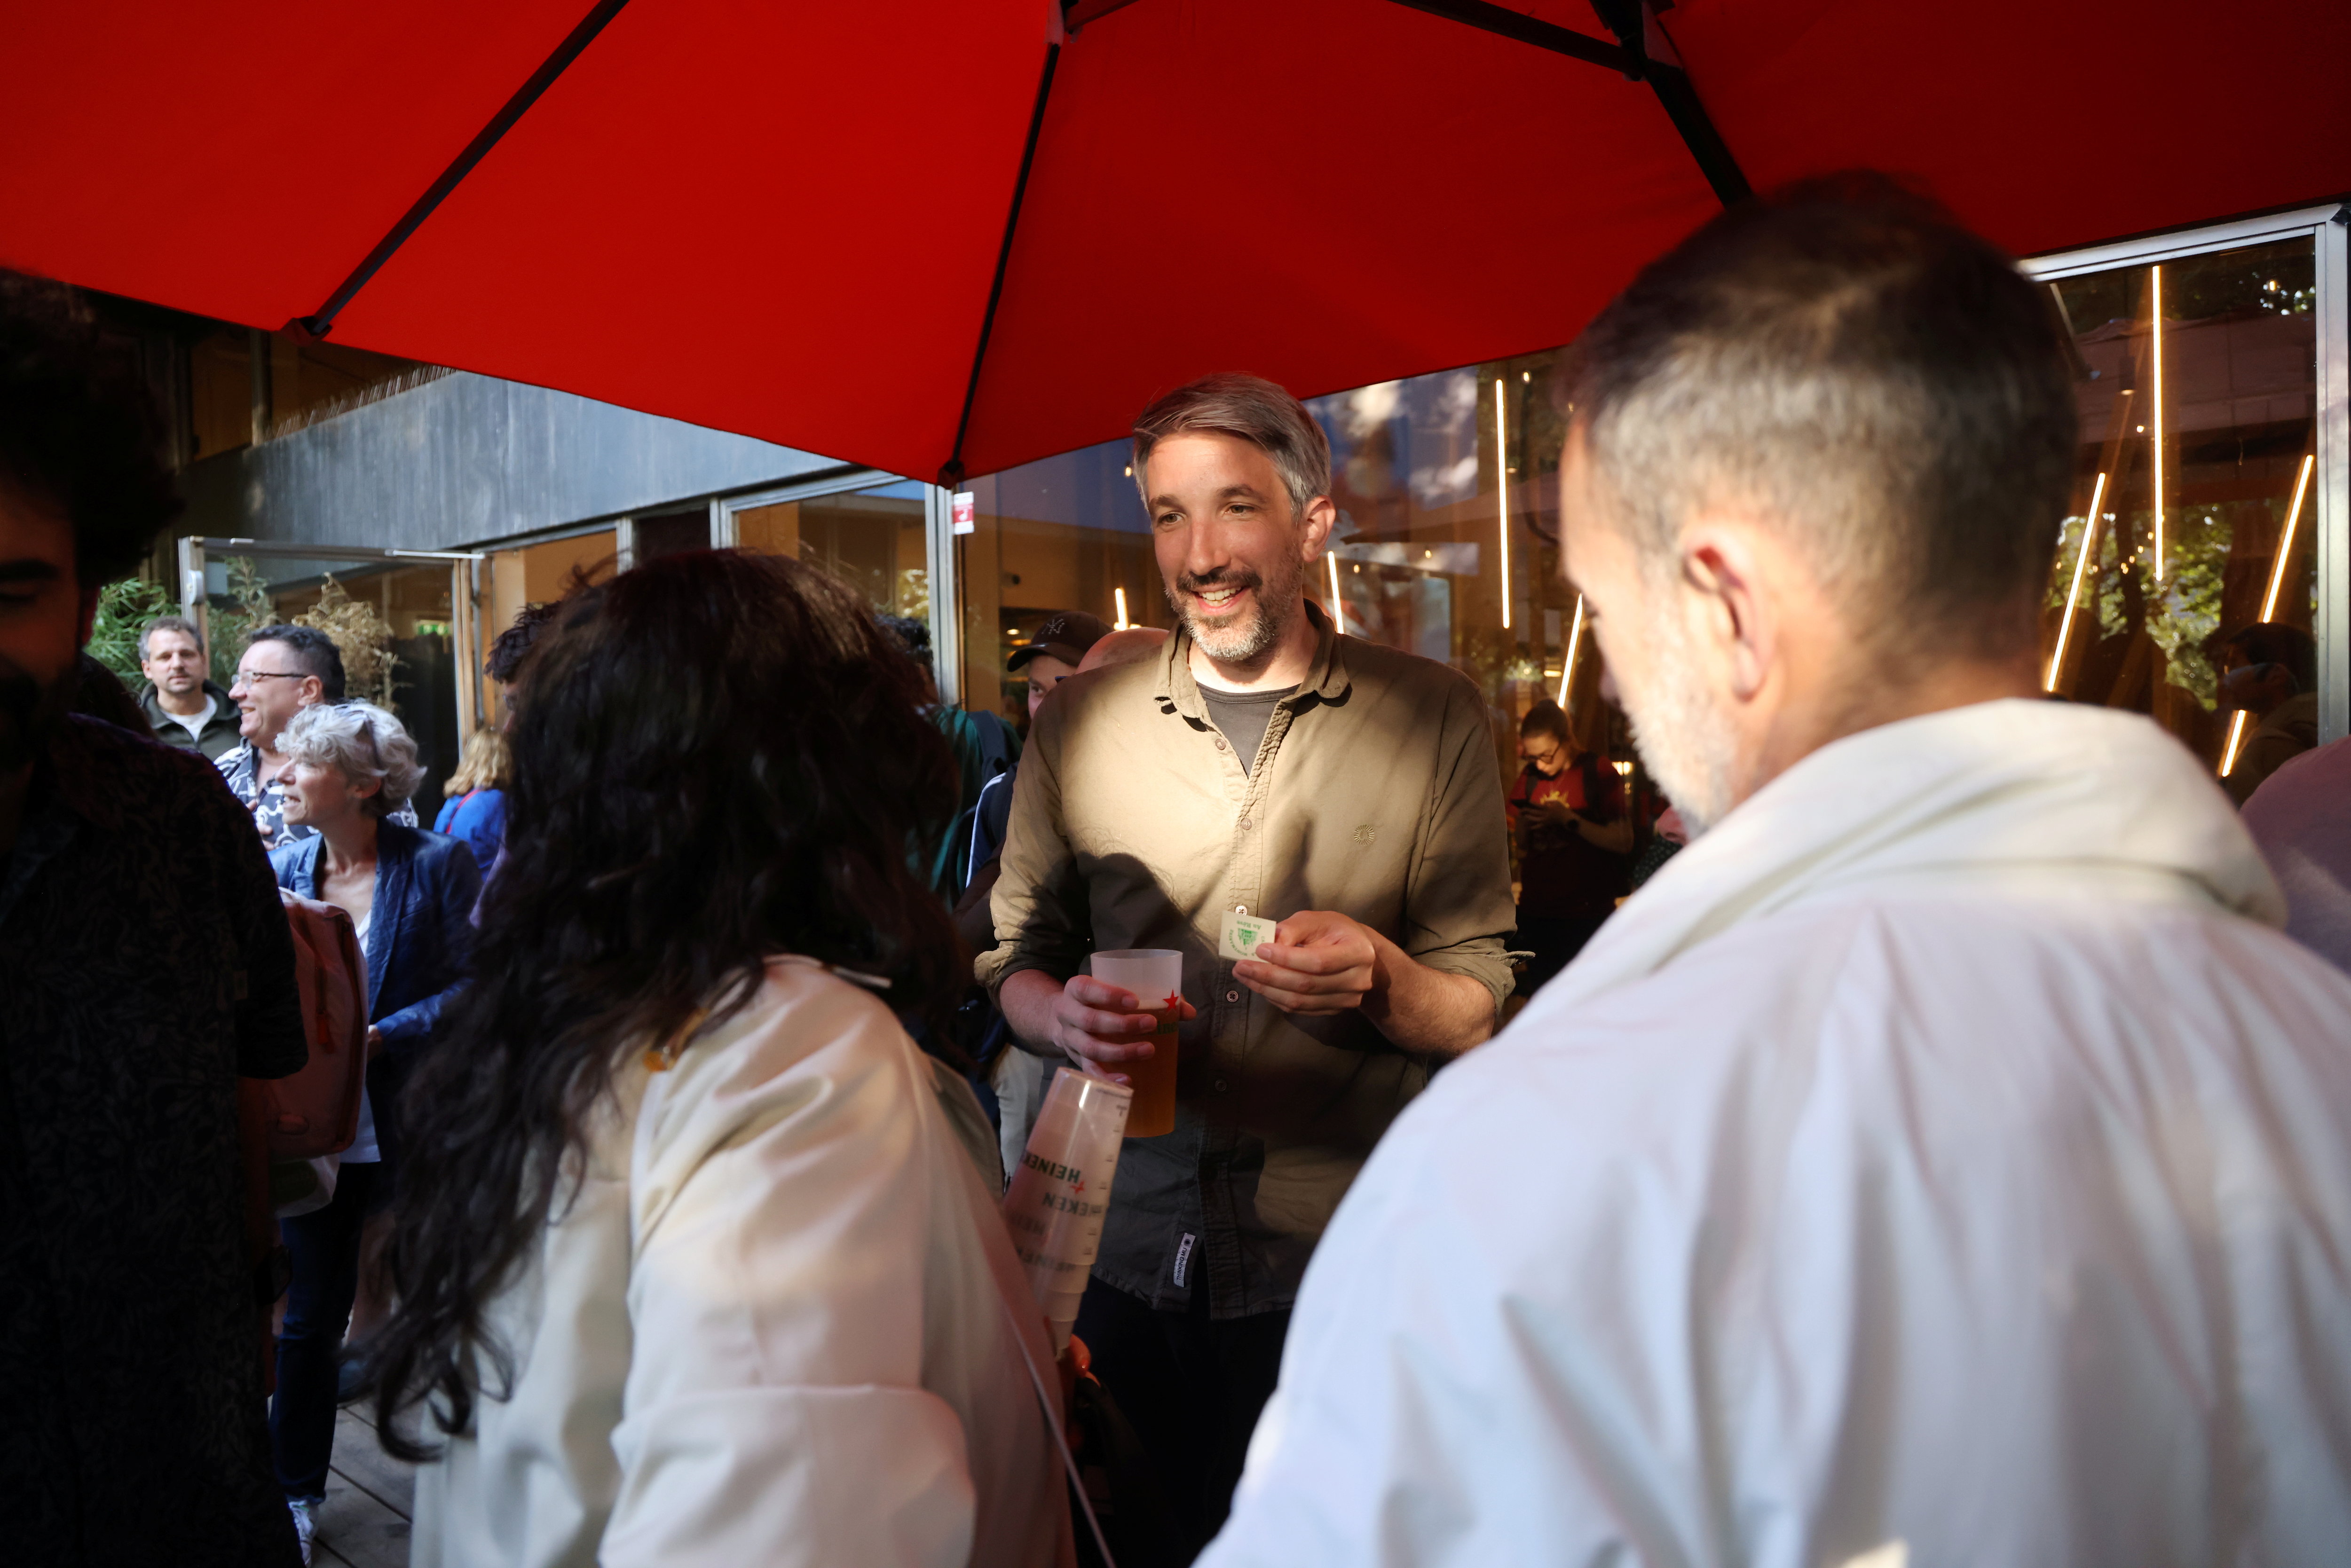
978, 605, 1516, 1317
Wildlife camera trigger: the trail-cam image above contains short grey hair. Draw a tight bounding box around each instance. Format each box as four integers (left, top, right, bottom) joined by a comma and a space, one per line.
277, 701, 424, 819
1132, 373, 1332, 519
139, 614, 202, 662
1568, 173, 2075, 664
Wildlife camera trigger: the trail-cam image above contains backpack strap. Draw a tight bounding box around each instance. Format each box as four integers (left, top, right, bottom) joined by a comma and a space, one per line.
1002, 1295, 1116, 1568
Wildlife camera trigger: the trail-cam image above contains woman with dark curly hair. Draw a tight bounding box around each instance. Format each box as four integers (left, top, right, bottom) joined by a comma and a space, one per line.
371, 550, 1070, 1568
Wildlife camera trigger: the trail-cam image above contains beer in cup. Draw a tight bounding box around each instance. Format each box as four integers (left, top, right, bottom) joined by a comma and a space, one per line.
1089, 947, 1183, 1137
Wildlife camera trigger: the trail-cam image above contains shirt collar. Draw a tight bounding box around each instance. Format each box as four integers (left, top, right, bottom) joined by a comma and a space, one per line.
1157, 597, 1349, 722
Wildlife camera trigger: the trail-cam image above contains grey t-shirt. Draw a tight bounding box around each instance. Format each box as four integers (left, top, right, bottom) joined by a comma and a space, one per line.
1199, 685, 1295, 776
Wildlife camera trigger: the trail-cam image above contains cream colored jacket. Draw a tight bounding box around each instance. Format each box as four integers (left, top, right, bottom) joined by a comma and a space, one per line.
413, 957, 1071, 1568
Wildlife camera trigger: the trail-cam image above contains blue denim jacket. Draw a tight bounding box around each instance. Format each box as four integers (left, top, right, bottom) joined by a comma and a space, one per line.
271, 820, 480, 1177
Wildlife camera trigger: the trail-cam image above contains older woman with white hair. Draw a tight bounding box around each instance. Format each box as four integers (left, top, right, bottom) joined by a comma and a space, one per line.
266, 700, 481, 1562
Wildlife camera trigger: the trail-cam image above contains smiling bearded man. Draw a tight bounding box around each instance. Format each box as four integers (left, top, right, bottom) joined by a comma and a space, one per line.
980, 372, 1516, 1555
1199, 177, 2351, 1568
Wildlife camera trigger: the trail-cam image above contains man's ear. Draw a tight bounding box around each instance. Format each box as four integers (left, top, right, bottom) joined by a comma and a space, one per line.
1299, 495, 1337, 560
1677, 519, 1777, 704
299, 677, 323, 708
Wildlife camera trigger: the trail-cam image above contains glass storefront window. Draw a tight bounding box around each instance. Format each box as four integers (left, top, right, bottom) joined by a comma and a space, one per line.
957, 222, 2338, 814
199, 550, 472, 820
955, 444, 1170, 721
2038, 236, 2319, 794
953, 357, 1612, 788
734, 480, 932, 620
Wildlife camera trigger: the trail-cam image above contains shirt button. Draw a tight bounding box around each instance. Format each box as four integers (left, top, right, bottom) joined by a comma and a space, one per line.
1214, 1078, 1229, 1093
1213, 737, 1227, 750
1238, 817, 1253, 831
1225, 990, 1240, 1002
1235, 905, 1248, 915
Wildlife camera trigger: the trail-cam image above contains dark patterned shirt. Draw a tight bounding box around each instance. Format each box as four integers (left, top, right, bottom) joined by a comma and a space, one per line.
216, 735, 419, 846
1, 717, 307, 1566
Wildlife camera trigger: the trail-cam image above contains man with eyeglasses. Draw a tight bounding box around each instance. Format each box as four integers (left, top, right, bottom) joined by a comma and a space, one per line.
217, 624, 416, 844
1506, 698, 1631, 992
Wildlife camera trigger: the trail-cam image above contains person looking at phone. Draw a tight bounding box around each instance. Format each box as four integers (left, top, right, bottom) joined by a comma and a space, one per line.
980, 372, 1515, 1558
1506, 699, 1632, 990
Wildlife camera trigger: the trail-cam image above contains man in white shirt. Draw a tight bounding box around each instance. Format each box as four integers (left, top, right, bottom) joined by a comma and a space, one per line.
1202, 175, 2351, 1567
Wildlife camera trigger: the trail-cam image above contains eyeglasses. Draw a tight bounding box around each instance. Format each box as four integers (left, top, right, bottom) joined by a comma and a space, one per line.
233, 670, 308, 686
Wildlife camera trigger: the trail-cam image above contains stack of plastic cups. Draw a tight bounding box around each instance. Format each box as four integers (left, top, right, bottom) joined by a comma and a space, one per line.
1001, 1066, 1134, 1352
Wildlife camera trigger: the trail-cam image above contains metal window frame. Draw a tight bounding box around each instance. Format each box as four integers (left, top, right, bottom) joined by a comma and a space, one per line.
177, 536, 489, 740
925, 484, 962, 706
711, 468, 961, 701
2020, 201, 2350, 745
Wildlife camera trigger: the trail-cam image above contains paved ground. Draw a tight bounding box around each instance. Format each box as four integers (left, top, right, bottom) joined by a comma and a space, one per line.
309, 1404, 415, 1568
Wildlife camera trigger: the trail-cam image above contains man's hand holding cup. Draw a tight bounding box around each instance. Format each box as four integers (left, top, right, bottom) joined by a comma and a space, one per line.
1047, 975, 1198, 1084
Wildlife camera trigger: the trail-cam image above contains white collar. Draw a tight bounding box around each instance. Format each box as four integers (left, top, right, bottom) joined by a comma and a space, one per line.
1546, 699, 2284, 1011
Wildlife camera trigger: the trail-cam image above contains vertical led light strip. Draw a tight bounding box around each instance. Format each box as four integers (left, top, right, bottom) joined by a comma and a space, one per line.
1325, 551, 1343, 627
2045, 471, 2109, 692
2260, 454, 2317, 620
1113, 586, 1130, 630
1558, 595, 1585, 705
2150, 265, 2165, 582
1495, 378, 1511, 630
2228, 452, 2319, 780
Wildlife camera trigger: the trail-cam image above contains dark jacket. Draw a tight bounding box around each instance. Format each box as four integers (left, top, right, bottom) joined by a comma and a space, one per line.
1, 716, 307, 1564
270, 820, 479, 1180
139, 678, 243, 760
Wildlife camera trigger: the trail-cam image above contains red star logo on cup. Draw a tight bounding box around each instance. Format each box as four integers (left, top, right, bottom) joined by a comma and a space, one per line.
1161, 991, 1183, 1011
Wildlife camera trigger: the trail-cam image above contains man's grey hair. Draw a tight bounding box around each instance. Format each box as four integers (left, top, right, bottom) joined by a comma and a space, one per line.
139, 614, 202, 662
1567, 173, 2075, 666
1132, 373, 1333, 519
277, 701, 424, 819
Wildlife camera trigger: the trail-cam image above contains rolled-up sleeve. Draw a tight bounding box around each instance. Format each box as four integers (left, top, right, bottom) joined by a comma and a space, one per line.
1402, 683, 1517, 1016
975, 709, 1092, 1001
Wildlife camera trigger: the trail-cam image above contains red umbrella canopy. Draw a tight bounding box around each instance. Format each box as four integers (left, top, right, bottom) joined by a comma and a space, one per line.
3, 0, 2345, 483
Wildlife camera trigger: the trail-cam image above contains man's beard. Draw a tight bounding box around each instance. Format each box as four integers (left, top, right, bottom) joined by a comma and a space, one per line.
0, 655, 70, 772
1619, 613, 1735, 837
1168, 550, 1306, 666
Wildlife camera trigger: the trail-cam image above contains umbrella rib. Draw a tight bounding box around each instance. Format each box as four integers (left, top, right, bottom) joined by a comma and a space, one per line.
942, 37, 1064, 487
1380, 0, 1630, 72
287, 0, 634, 341
1385, 0, 1750, 206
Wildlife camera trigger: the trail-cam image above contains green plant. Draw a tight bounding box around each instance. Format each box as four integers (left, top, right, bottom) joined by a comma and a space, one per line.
87, 576, 174, 692
207, 555, 274, 688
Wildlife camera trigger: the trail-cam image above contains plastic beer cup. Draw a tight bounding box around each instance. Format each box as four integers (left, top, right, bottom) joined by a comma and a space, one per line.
1089, 948, 1183, 1137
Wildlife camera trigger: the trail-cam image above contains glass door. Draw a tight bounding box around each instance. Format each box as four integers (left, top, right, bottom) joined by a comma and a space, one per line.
178, 539, 484, 825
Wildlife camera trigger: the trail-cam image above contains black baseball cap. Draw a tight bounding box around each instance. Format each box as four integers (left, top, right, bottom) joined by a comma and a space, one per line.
1008, 610, 1112, 671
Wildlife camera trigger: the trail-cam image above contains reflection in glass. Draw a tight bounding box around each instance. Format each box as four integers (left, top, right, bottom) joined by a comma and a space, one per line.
2041, 237, 2318, 791
205, 554, 463, 820
955, 358, 1615, 797
735, 481, 931, 621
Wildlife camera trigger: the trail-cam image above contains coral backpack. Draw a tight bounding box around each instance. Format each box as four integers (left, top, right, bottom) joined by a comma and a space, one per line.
268, 889, 371, 1159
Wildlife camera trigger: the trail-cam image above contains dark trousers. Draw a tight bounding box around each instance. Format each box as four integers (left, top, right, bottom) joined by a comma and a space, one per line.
1515, 910, 1610, 995
270, 1161, 381, 1500
1073, 1277, 1291, 1563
